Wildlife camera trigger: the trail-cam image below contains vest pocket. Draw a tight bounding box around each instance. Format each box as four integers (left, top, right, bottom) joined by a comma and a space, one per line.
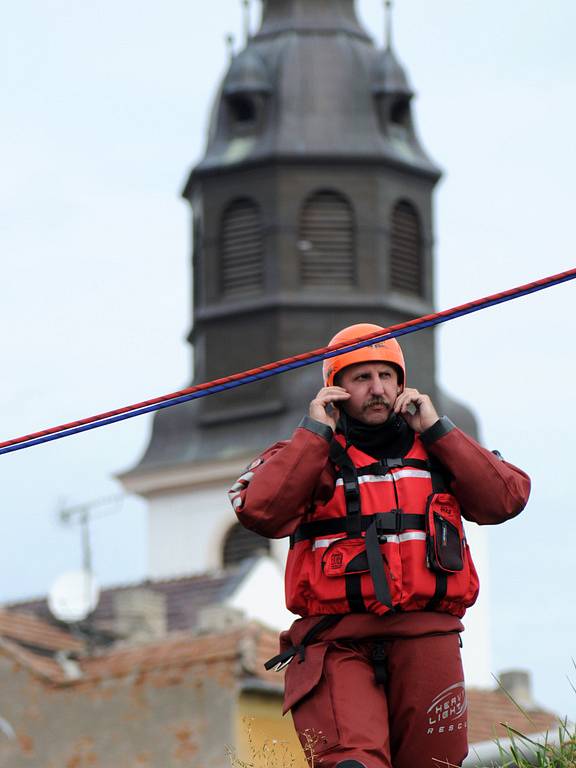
421, 493, 480, 612
426, 494, 464, 573
321, 538, 370, 577
305, 537, 367, 612
320, 535, 402, 612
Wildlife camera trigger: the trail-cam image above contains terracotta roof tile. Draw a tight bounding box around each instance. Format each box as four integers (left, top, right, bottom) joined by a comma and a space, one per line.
0, 623, 268, 685
0, 619, 561, 747
78, 628, 244, 682
0, 608, 84, 654
467, 687, 559, 744
0, 638, 68, 684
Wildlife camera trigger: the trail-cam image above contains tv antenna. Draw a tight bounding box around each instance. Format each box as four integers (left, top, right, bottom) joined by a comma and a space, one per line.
58, 493, 124, 577
48, 493, 124, 626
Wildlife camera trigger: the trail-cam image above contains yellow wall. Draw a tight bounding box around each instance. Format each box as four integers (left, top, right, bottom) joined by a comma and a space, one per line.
235, 691, 307, 768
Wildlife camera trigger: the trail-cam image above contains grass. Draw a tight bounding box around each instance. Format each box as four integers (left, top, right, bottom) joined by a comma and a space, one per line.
485, 666, 576, 767
488, 719, 576, 767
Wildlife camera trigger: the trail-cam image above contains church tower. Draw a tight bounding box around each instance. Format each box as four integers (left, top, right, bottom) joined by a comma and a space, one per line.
120, 0, 490, 685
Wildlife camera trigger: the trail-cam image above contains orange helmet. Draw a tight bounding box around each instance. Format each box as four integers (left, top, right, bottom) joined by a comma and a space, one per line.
322, 323, 406, 388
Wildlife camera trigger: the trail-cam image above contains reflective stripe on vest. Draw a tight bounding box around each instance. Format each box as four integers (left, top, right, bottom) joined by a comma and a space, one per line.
335, 469, 432, 485
312, 531, 428, 550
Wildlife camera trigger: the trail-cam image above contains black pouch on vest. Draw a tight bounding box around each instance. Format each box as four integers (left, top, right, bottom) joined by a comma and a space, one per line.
425, 493, 464, 573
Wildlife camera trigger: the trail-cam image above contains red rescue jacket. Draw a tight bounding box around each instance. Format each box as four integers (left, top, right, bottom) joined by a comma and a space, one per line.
231, 416, 531, 623
285, 433, 479, 618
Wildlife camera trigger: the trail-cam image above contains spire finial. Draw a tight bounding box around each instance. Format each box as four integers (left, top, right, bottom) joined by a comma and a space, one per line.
226, 33, 236, 62
384, 0, 394, 50
242, 0, 251, 45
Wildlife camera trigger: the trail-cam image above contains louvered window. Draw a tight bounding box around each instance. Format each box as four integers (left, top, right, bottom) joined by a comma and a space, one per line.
389, 200, 423, 295
298, 191, 356, 287
222, 523, 271, 567
221, 199, 264, 297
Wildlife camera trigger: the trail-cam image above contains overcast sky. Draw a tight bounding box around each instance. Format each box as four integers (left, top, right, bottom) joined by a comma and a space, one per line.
2, 0, 575, 719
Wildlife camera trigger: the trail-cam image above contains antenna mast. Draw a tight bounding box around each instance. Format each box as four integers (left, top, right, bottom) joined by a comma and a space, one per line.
59, 493, 124, 576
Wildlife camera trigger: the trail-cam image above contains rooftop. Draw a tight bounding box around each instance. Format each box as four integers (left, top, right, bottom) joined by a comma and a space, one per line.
1, 573, 561, 746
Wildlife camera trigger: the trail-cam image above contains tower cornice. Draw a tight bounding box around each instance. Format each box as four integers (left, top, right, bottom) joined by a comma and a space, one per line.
184, 152, 441, 199
189, 294, 433, 329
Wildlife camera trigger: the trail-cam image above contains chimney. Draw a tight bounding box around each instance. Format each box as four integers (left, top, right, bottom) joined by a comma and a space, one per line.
197, 604, 246, 634
113, 588, 167, 643
498, 669, 537, 711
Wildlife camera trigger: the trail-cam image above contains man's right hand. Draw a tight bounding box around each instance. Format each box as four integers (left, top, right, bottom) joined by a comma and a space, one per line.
309, 386, 351, 431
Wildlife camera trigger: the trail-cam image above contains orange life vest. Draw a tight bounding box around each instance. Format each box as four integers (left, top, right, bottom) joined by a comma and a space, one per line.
285, 434, 479, 618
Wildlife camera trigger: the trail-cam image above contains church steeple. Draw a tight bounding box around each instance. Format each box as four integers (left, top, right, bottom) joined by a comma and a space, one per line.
132, 0, 474, 471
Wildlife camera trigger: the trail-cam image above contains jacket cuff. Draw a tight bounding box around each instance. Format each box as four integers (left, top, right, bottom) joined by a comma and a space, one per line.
298, 416, 334, 443
420, 416, 455, 446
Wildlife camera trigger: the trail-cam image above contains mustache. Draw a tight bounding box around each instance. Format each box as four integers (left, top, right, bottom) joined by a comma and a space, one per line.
363, 398, 391, 410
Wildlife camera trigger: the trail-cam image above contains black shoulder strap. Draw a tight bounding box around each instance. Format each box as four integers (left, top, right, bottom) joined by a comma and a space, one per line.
329, 440, 366, 611
428, 457, 450, 493
329, 440, 362, 535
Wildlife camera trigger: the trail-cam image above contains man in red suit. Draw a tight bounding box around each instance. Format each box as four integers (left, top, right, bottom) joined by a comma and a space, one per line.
229, 324, 530, 768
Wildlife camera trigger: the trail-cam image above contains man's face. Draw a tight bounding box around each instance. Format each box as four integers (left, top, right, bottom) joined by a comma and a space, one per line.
338, 362, 402, 425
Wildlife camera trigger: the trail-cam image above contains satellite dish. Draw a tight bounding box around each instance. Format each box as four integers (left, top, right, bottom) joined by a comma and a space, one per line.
48, 570, 100, 623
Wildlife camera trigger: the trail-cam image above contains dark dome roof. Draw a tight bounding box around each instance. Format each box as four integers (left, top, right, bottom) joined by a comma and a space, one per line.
223, 49, 272, 96
189, 0, 440, 180
372, 48, 413, 96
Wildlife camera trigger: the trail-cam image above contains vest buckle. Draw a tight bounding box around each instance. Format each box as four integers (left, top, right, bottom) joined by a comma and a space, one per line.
374, 509, 403, 535
343, 479, 358, 497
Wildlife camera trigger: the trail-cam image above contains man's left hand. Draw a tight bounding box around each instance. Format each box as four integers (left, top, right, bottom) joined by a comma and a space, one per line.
393, 388, 439, 433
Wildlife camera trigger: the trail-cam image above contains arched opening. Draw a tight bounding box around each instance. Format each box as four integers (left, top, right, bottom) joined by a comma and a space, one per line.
390, 97, 411, 128
220, 198, 264, 298
298, 190, 356, 288
222, 522, 271, 568
389, 200, 423, 296
227, 94, 258, 125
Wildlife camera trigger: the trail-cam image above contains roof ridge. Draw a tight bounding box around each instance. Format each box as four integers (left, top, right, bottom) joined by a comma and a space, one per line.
6, 567, 244, 607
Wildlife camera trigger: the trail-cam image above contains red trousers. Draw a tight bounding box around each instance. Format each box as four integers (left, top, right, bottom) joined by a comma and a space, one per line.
286, 632, 468, 768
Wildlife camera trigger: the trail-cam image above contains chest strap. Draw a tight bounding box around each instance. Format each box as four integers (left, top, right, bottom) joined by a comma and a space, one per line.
356, 457, 432, 475
355, 457, 448, 494
291, 510, 426, 546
